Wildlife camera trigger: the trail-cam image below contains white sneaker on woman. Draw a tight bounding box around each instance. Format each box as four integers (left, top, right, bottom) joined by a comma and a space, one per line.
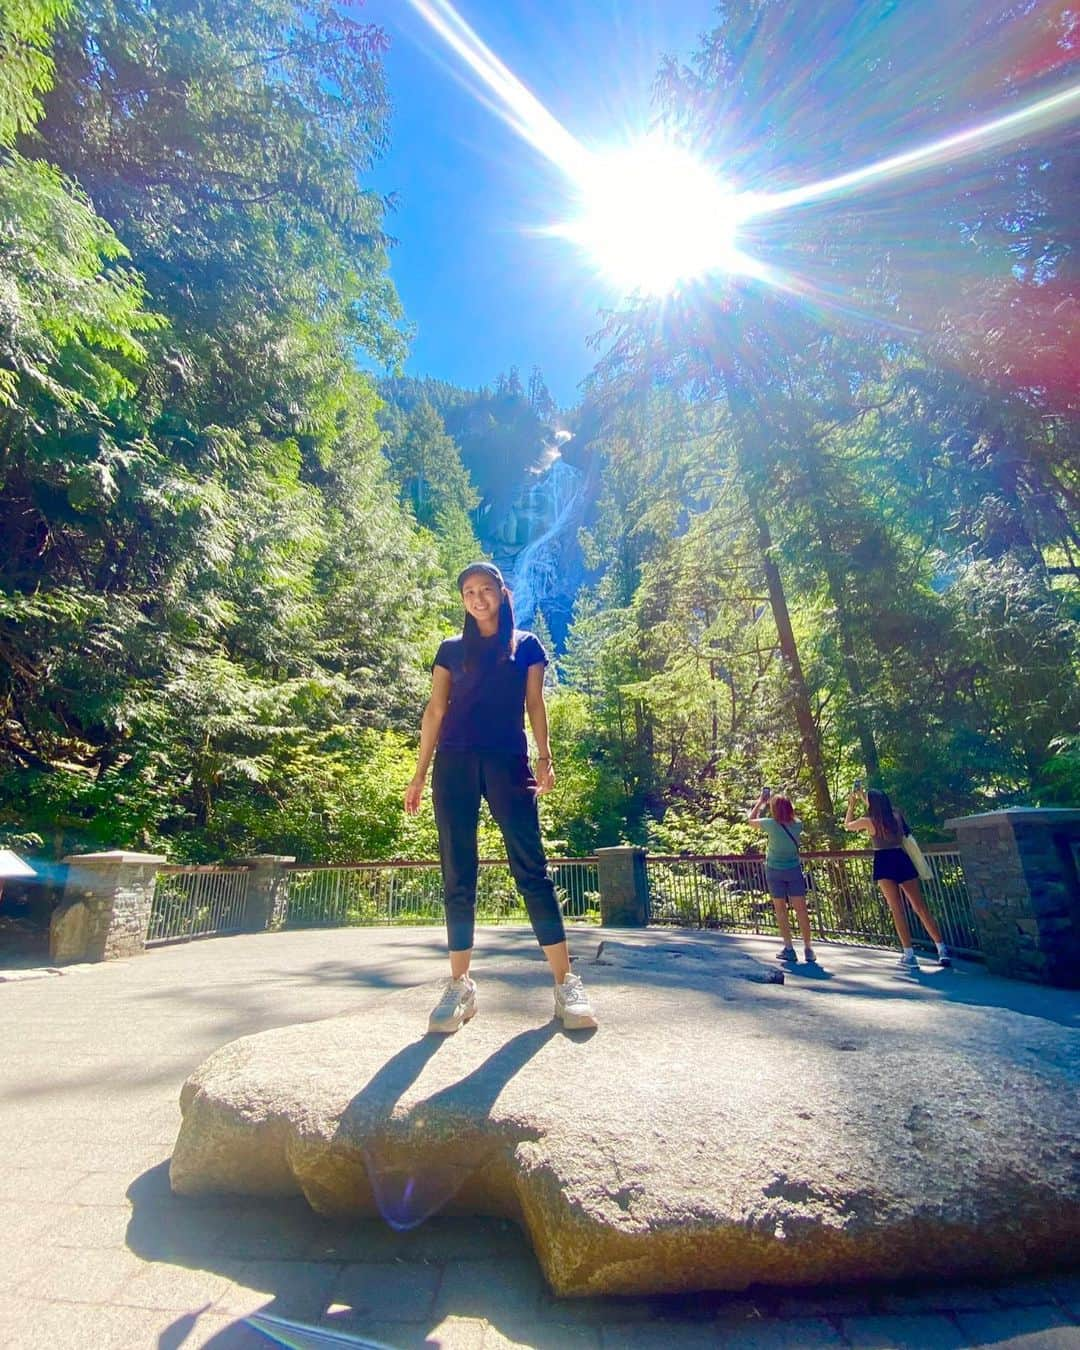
554, 973, 597, 1029
428, 976, 477, 1034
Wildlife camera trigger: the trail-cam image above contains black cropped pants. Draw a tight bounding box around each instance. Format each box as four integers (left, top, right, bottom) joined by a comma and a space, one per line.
432, 750, 566, 953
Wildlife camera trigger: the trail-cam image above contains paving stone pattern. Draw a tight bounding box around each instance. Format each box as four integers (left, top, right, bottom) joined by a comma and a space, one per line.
0, 927, 1078, 1348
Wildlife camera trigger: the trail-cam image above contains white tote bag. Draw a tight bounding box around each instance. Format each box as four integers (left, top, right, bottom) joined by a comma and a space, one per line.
901, 832, 933, 882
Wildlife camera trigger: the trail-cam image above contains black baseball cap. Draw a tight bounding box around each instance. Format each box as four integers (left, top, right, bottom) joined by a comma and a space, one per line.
456, 561, 505, 592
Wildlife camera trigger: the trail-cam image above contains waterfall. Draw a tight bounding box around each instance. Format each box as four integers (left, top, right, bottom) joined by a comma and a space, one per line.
506, 456, 585, 626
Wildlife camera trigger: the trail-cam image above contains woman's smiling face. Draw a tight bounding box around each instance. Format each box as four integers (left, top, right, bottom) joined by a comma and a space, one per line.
460, 572, 503, 628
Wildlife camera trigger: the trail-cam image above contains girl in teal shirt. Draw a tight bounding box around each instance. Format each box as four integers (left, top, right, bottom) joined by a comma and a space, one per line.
749, 790, 815, 965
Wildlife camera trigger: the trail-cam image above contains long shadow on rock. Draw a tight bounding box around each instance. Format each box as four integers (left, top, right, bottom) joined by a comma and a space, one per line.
126, 1074, 556, 1347
337, 1023, 561, 1232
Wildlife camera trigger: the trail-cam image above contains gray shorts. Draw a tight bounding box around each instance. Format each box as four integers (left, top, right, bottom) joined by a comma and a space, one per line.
766, 864, 806, 900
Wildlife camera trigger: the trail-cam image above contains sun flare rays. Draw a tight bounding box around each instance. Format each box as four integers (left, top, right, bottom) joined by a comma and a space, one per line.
404, 0, 1079, 301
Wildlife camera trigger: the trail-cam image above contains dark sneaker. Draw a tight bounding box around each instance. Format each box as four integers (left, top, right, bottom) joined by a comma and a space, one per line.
937, 947, 952, 968
428, 976, 477, 1034
896, 952, 920, 974
776, 946, 798, 963
554, 973, 597, 1029
803, 947, 816, 964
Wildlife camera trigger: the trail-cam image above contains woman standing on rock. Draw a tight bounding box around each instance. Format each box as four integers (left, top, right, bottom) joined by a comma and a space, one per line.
844, 787, 951, 973
749, 789, 815, 965
405, 562, 597, 1034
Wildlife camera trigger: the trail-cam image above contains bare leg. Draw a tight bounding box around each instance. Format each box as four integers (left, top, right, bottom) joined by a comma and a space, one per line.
541, 940, 572, 984
900, 880, 944, 946
878, 879, 913, 947
771, 898, 794, 946
450, 949, 473, 980
791, 898, 814, 949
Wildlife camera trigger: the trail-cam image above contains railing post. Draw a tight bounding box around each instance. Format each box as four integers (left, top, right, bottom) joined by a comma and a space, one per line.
237, 855, 296, 932
50, 851, 167, 963
596, 846, 650, 927
946, 809, 1080, 987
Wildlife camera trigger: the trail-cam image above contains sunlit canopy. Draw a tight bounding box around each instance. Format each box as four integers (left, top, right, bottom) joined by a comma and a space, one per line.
404, 0, 1079, 309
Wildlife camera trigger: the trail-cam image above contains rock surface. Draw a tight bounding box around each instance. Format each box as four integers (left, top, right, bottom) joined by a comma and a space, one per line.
171, 934, 1080, 1297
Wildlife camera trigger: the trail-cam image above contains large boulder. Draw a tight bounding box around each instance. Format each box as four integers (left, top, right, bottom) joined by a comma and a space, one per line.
171, 936, 1080, 1296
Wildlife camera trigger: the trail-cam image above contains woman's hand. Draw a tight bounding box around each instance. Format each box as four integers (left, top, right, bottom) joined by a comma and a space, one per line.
534, 760, 555, 796
404, 774, 426, 815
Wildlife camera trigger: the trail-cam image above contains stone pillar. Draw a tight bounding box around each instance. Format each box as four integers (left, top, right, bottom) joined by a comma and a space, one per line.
946, 809, 1080, 988
597, 846, 650, 927
50, 851, 167, 963
238, 856, 296, 932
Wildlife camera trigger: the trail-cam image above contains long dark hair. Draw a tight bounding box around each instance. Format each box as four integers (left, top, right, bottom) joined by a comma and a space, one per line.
866, 788, 902, 838
458, 562, 517, 669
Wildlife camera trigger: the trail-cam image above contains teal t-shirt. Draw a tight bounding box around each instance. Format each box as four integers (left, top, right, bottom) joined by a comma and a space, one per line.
759, 818, 802, 868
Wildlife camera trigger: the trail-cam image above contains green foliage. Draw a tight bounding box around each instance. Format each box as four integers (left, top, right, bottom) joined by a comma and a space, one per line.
2, 0, 1075, 879
0, 150, 159, 411
531, 610, 559, 689
0, 0, 72, 145
383, 371, 558, 511
0, 0, 453, 870
377, 395, 483, 595
540, 690, 630, 855
379, 399, 479, 528
33, 0, 406, 362
1034, 736, 1080, 807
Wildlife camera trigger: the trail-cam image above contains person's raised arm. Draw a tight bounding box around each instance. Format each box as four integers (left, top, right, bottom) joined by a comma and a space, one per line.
844, 791, 870, 833
748, 790, 769, 824
404, 665, 451, 814
525, 662, 555, 795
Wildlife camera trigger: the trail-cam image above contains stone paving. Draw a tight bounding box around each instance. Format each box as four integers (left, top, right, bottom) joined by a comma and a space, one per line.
0, 925, 1077, 1349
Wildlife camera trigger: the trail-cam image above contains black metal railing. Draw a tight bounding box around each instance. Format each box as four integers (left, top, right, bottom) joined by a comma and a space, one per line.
646, 847, 978, 955
146, 865, 250, 945
141, 846, 977, 957
278, 857, 600, 930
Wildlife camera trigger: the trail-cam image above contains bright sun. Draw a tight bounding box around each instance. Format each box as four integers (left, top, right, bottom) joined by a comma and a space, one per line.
556, 137, 747, 296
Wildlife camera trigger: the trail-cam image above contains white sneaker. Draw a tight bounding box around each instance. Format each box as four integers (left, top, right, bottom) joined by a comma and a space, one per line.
554, 972, 597, 1029
428, 976, 477, 1034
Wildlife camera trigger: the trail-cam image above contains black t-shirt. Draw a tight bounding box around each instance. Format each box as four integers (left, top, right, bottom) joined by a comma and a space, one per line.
434, 630, 547, 755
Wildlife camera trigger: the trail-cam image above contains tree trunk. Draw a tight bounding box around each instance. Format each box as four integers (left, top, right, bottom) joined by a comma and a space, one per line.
809, 508, 881, 782
744, 480, 836, 827
726, 378, 835, 828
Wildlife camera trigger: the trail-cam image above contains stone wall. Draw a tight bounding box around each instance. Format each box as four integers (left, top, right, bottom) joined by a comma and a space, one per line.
596, 846, 649, 926
948, 809, 1080, 987
50, 852, 166, 963
238, 856, 295, 932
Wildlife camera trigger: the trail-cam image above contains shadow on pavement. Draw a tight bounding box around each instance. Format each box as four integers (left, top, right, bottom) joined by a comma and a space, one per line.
129, 1153, 1080, 1350
125, 1022, 565, 1348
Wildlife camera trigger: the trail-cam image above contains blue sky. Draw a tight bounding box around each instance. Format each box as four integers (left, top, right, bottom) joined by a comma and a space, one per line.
362, 1, 713, 407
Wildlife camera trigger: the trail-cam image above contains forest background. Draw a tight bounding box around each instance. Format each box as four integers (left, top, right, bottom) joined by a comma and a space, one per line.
1, 0, 1077, 885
